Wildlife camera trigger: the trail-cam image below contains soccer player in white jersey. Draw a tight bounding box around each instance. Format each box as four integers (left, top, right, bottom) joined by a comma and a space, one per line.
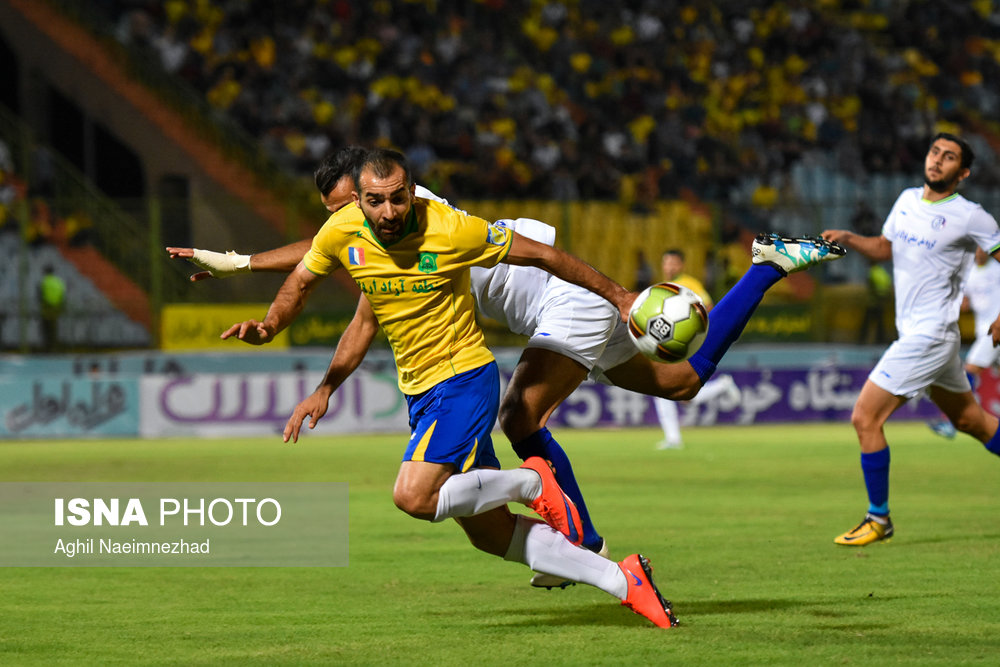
963, 246, 1000, 383
651, 249, 739, 450
822, 132, 1000, 546
169, 148, 846, 583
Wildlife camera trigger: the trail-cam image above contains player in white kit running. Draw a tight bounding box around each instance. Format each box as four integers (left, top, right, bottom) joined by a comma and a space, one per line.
822, 133, 1000, 546
963, 246, 1000, 381
169, 147, 846, 585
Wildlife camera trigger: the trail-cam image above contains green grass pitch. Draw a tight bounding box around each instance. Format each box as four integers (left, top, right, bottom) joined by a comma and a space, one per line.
2, 422, 999, 665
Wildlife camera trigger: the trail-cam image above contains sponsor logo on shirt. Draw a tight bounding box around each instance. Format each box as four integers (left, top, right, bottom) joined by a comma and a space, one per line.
486, 222, 510, 247
418, 252, 438, 273
893, 229, 937, 250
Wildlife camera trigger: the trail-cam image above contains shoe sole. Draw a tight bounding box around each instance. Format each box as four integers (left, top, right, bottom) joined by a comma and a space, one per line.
834, 523, 894, 546
621, 554, 680, 628
635, 555, 679, 627
753, 233, 847, 275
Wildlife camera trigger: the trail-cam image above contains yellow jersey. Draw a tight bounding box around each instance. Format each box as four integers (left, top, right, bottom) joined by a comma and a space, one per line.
303, 198, 514, 395
670, 273, 713, 308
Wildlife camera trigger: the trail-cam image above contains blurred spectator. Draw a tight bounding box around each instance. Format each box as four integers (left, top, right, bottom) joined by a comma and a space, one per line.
63, 209, 95, 247
632, 250, 652, 291
29, 146, 56, 199
88, 1, 1000, 204
850, 200, 881, 238
25, 198, 55, 247
38, 265, 66, 353
860, 260, 893, 345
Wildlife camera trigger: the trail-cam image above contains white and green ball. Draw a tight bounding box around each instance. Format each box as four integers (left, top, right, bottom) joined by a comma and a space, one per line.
627, 282, 709, 363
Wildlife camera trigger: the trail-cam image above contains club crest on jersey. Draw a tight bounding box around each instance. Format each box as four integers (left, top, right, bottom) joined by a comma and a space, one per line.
348, 247, 365, 266
486, 222, 509, 247
930, 216, 946, 230
418, 252, 438, 273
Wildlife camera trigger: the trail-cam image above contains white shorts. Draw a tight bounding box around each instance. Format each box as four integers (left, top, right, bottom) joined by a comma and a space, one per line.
588, 322, 639, 383
965, 333, 1000, 370
526, 278, 620, 370
870, 332, 970, 399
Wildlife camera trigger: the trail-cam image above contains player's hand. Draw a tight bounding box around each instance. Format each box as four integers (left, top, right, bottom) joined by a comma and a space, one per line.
619, 291, 639, 322
166, 247, 251, 280
221, 319, 274, 345
820, 229, 851, 244
165, 247, 209, 281
990, 318, 1000, 347
283, 388, 333, 443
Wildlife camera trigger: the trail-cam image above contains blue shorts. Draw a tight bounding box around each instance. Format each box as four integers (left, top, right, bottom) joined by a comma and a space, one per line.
403, 362, 501, 472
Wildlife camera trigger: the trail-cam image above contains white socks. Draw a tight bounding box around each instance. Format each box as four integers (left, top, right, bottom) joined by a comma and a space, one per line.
504, 515, 627, 599
693, 374, 738, 404
432, 469, 541, 522
654, 398, 682, 445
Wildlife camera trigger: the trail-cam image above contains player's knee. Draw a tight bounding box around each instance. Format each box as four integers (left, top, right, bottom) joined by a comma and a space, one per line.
392, 488, 436, 521
952, 409, 988, 439
850, 407, 879, 434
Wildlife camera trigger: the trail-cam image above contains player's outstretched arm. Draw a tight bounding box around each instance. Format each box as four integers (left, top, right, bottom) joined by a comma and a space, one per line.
283, 296, 380, 442
221, 262, 321, 345
820, 230, 892, 262
166, 240, 312, 281
504, 232, 637, 320
988, 249, 1000, 347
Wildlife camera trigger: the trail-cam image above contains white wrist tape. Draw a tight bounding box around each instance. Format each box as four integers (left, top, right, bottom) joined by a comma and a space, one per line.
191, 249, 252, 278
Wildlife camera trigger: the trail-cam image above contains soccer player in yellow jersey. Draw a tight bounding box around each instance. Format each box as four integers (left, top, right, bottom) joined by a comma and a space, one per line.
174, 146, 846, 591
660, 249, 712, 306
221, 148, 679, 628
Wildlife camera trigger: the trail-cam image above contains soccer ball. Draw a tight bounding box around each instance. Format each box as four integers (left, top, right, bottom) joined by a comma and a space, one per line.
627, 282, 709, 363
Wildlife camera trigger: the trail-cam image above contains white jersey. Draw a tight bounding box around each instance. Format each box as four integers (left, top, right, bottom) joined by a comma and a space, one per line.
883, 187, 1000, 339
469, 218, 555, 336
415, 186, 629, 372
413, 185, 555, 336
965, 259, 1000, 336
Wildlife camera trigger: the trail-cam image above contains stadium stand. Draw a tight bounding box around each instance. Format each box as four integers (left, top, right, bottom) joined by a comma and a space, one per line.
84, 1, 1000, 200
5, 1, 1000, 346
0, 234, 150, 350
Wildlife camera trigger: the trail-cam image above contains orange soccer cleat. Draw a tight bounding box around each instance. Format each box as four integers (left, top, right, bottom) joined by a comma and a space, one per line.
520, 456, 584, 546
619, 554, 679, 628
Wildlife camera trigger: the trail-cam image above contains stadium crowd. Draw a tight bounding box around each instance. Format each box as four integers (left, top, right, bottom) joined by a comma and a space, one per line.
100, 0, 1000, 204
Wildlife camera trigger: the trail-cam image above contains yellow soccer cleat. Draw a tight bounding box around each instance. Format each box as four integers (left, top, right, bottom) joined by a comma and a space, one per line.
834, 513, 894, 546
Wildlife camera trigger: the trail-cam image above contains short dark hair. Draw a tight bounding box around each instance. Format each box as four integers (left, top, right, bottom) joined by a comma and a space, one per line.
314, 146, 369, 196
662, 249, 685, 261
353, 148, 412, 192
930, 132, 975, 170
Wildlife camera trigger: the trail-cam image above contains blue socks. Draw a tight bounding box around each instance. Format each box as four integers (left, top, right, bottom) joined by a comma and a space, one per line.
860, 426, 999, 518
861, 448, 890, 516
687, 264, 783, 383
512, 427, 603, 550
984, 426, 1000, 457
